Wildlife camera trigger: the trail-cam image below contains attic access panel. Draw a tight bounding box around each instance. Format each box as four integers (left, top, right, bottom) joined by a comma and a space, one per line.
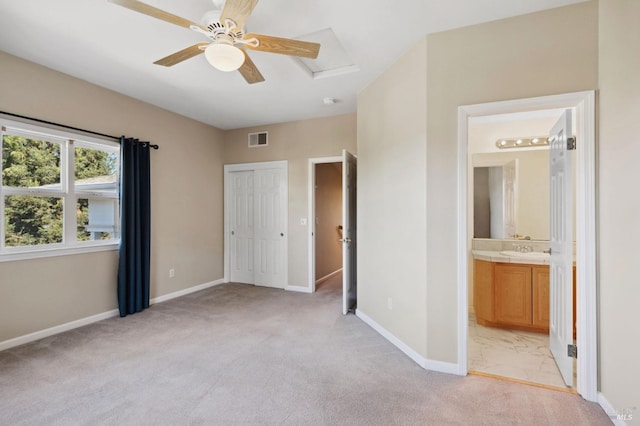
294, 28, 359, 79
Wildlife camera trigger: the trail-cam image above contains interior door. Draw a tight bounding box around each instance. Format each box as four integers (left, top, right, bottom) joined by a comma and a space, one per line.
229, 171, 255, 284
548, 109, 574, 386
342, 150, 357, 314
254, 168, 286, 288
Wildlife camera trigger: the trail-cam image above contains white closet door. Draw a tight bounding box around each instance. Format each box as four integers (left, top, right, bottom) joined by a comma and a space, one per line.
253, 168, 286, 288
229, 170, 255, 284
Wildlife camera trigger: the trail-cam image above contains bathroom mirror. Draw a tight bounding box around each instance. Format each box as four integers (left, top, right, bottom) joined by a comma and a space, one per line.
473, 150, 550, 240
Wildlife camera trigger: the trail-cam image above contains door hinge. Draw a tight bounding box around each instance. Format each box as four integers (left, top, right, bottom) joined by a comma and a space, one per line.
568, 344, 578, 358
567, 137, 576, 151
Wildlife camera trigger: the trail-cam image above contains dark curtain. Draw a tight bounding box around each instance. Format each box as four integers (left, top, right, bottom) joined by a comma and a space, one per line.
117, 137, 151, 317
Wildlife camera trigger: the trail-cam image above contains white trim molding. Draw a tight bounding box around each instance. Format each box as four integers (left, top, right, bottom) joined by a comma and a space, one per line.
150, 278, 225, 304
457, 91, 598, 402
285, 285, 313, 294
0, 309, 119, 352
598, 392, 631, 426
356, 309, 460, 376
0, 279, 225, 352
316, 268, 343, 285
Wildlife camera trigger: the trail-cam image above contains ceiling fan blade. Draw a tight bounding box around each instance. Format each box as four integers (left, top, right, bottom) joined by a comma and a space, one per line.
238, 51, 265, 84
109, 0, 202, 30
220, 0, 259, 31
154, 43, 208, 67
244, 33, 320, 59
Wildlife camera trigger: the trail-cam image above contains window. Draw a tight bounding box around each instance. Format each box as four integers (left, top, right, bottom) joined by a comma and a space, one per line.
1, 119, 120, 260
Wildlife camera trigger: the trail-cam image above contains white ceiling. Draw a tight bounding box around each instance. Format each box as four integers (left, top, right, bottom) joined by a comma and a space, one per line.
0, 0, 587, 130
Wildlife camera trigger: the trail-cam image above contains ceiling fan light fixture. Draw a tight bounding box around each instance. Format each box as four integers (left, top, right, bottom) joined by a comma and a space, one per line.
204, 42, 245, 72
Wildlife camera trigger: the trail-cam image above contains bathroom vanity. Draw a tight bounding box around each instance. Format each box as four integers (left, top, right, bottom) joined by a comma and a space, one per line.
473, 256, 576, 335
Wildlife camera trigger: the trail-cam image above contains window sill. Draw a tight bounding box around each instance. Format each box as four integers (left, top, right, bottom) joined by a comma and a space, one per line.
0, 242, 119, 263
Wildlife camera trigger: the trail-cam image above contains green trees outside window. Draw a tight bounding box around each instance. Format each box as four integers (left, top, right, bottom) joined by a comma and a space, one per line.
2, 134, 118, 248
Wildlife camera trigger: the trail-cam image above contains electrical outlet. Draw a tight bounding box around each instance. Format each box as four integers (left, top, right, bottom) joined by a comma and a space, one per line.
387, 297, 393, 310
169, 269, 175, 278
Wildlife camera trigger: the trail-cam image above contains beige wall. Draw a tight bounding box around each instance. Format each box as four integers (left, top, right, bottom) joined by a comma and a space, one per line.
358, 2, 598, 362
357, 37, 428, 355
223, 114, 356, 289
425, 1, 598, 362
0, 52, 224, 342
598, 0, 640, 415
315, 163, 342, 280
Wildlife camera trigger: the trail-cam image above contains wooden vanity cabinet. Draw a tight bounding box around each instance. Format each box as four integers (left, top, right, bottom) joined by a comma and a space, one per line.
494, 264, 534, 327
474, 259, 552, 333
473, 259, 495, 322
531, 266, 550, 328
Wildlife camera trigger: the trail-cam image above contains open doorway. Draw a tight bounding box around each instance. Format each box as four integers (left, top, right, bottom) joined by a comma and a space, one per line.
308, 152, 358, 314
457, 91, 598, 402
314, 161, 343, 291
466, 108, 576, 390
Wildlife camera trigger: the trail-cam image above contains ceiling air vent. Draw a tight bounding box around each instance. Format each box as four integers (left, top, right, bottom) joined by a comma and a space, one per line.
248, 131, 268, 148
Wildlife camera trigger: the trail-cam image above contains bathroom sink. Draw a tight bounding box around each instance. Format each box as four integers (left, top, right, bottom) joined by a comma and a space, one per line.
499, 250, 549, 259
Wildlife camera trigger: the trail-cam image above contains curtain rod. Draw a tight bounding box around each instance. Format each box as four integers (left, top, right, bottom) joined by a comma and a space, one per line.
0, 111, 159, 150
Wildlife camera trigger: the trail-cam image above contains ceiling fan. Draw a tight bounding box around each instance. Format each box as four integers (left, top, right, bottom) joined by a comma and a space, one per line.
109, 0, 321, 84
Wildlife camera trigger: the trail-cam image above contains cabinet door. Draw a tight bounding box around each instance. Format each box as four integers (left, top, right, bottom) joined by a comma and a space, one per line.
474, 259, 494, 321
494, 264, 532, 326
532, 266, 550, 328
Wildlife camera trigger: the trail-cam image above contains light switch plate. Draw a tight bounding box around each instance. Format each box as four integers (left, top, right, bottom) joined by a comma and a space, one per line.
300, 218, 307, 226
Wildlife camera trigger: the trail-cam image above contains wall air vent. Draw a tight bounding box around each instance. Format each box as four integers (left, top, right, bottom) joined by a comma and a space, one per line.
248, 131, 268, 148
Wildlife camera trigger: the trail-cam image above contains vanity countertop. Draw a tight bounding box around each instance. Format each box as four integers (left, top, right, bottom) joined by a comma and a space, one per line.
472, 250, 575, 266
472, 250, 547, 265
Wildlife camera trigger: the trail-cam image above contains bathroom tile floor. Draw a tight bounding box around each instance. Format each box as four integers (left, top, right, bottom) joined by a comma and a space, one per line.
468, 313, 574, 389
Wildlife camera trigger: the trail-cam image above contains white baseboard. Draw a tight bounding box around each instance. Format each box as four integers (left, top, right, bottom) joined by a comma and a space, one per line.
355, 309, 461, 376
0, 309, 119, 352
598, 392, 630, 426
315, 268, 343, 285
0, 278, 226, 352
150, 278, 224, 304
285, 285, 312, 294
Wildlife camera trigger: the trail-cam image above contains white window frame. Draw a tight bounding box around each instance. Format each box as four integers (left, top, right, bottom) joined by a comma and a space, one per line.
0, 118, 120, 262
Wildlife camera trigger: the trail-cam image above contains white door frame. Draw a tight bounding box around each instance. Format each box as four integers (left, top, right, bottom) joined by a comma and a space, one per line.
224, 160, 289, 287
307, 156, 343, 293
456, 91, 597, 402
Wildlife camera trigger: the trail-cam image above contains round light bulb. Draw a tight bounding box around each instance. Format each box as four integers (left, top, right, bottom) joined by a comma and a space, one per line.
204, 43, 245, 72
500, 140, 507, 146
532, 138, 539, 144
516, 139, 523, 145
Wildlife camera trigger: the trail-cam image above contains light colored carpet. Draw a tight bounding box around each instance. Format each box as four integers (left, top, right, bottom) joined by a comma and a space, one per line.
0, 275, 611, 425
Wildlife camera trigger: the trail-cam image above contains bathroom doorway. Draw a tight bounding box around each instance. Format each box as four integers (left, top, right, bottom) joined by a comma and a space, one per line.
457, 92, 598, 402
467, 108, 574, 390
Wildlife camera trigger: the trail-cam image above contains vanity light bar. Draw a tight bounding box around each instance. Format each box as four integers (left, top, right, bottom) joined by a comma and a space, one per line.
495, 137, 550, 149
